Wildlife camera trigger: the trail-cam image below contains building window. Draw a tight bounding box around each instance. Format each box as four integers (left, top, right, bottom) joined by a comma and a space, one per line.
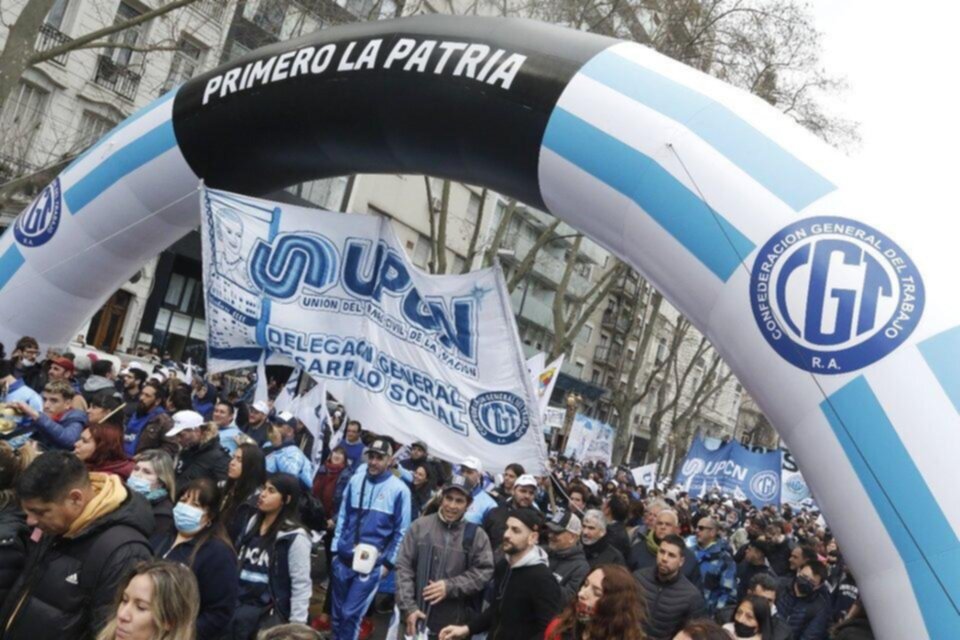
655, 337, 668, 364
412, 235, 431, 270
1, 81, 50, 155
224, 39, 251, 62
582, 324, 593, 342
253, 0, 287, 37
591, 370, 600, 384
575, 361, 584, 379
153, 271, 207, 363
77, 110, 117, 149
107, 2, 145, 68
163, 38, 205, 94
45, 0, 70, 28
466, 192, 482, 226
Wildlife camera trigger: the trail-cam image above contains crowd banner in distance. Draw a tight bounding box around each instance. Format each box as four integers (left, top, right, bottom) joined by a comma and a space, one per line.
0, 15, 954, 637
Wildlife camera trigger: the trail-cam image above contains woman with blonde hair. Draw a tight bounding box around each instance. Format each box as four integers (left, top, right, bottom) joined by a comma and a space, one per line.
129, 449, 177, 541
96, 559, 200, 640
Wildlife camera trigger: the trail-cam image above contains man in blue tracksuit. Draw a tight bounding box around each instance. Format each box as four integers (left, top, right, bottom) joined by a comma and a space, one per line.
460, 456, 497, 525
331, 438, 411, 640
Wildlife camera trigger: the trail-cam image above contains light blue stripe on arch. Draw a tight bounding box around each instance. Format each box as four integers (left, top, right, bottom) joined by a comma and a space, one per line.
65, 88, 178, 173
821, 377, 960, 638
64, 119, 177, 215
0, 245, 25, 292
543, 108, 754, 282
918, 326, 960, 414
580, 50, 836, 212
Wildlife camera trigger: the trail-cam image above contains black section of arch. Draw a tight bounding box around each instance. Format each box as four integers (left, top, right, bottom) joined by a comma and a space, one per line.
172, 15, 614, 210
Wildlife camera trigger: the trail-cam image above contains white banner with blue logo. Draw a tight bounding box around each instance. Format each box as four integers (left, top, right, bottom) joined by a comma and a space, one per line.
674, 436, 782, 506
563, 414, 614, 464
781, 449, 813, 506
201, 188, 546, 474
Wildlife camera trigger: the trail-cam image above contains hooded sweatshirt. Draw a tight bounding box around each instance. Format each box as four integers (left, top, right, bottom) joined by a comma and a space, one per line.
82, 375, 115, 401
468, 545, 563, 639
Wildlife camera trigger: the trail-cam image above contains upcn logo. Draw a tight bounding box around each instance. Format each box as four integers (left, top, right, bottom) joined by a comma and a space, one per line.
14, 179, 62, 248
750, 216, 924, 373
682, 458, 705, 477
469, 392, 530, 445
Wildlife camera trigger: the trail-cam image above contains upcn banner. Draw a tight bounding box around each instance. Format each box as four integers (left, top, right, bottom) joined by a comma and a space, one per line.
675, 437, 782, 506
201, 188, 546, 474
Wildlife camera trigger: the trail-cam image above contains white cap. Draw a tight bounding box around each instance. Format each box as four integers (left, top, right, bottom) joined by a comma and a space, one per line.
460, 456, 483, 474
129, 361, 149, 373
582, 479, 599, 495
166, 410, 205, 436
250, 401, 269, 414
514, 473, 538, 488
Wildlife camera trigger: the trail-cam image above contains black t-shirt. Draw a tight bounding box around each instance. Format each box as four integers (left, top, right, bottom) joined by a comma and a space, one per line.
238, 531, 272, 605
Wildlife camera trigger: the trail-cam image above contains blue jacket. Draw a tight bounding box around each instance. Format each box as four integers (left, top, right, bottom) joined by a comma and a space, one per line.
341, 438, 365, 471
192, 384, 217, 421
124, 406, 166, 456
464, 486, 498, 525
332, 464, 410, 570
694, 540, 737, 613
29, 409, 87, 450
265, 441, 315, 490
3, 380, 41, 416
218, 425, 241, 455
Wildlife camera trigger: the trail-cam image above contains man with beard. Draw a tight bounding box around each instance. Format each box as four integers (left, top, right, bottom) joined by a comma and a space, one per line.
482, 474, 539, 556
118, 367, 146, 423
628, 508, 701, 586
439, 510, 561, 640
693, 516, 737, 614
635, 534, 707, 640
125, 380, 168, 456
244, 401, 271, 447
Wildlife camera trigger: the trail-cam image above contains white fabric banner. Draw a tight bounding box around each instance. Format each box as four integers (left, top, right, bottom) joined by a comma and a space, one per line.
201, 188, 546, 474
781, 449, 813, 506
563, 413, 614, 463
274, 368, 300, 414
631, 462, 657, 489
542, 407, 565, 433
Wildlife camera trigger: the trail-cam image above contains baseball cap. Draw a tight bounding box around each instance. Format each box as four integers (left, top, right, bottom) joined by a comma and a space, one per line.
546, 510, 582, 536
509, 508, 544, 533
411, 441, 428, 452
166, 410, 205, 437
51, 357, 74, 372
277, 410, 295, 424
442, 474, 475, 499
250, 401, 269, 414
460, 456, 482, 474
367, 438, 393, 457
514, 474, 538, 489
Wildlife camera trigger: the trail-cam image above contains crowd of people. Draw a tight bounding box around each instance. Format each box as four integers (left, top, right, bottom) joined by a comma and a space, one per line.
0, 336, 874, 640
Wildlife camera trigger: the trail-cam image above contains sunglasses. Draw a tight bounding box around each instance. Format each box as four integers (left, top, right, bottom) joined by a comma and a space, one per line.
697, 525, 715, 531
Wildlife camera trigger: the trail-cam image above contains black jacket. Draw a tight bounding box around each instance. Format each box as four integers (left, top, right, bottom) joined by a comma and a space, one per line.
469, 548, 562, 640
776, 582, 831, 640
148, 494, 174, 542
628, 537, 702, 588
155, 533, 238, 640
582, 533, 626, 569
605, 520, 632, 561
547, 544, 591, 605
0, 505, 28, 606
634, 566, 707, 640
0, 491, 154, 640
175, 437, 230, 487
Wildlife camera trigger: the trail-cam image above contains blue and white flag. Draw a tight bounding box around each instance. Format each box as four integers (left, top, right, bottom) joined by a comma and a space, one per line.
201, 188, 546, 474
675, 437, 782, 506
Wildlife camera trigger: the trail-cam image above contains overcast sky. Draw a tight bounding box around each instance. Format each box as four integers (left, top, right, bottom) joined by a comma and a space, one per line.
812, 1, 959, 204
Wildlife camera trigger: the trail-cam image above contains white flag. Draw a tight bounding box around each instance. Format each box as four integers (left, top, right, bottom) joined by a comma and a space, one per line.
533, 354, 564, 417
254, 354, 269, 406
274, 368, 300, 414
202, 188, 546, 474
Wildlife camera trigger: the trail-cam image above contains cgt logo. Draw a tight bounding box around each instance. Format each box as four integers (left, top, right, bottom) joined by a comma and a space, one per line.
15, 179, 62, 248
750, 216, 924, 373
470, 391, 530, 445
749, 470, 780, 502
248, 232, 478, 361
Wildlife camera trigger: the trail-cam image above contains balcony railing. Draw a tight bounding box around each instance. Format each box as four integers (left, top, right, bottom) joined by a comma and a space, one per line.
195, 0, 229, 21
594, 344, 624, 368
94, 55, 141, 101
36, 23, 72, 66
601, 311, 632, 334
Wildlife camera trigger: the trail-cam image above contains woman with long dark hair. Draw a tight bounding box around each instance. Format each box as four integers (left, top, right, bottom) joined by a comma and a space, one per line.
153, 478, 239, 640
544, 564, 646, 640
722, 595, 774, 640
229, 473, 312, 639
220, 443, 267, 544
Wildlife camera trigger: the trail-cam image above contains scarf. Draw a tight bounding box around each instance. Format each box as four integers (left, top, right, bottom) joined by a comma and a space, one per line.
645, 528, 660, 555
65, 473, 127, 538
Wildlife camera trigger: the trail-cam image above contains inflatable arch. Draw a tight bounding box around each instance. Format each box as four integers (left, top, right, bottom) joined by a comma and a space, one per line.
0, 16, 957, 638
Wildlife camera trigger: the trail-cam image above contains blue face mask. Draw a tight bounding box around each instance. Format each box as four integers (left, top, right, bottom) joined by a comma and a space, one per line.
173, 502, 206, 534
127, 475, 153, 496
